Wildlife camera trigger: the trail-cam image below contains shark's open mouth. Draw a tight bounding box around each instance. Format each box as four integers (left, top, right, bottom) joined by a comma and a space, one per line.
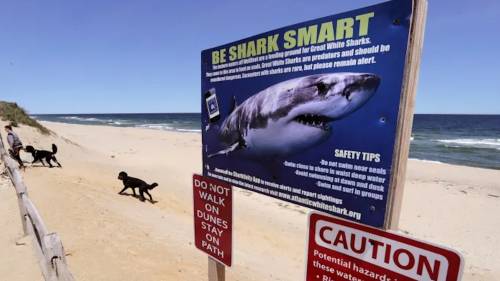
293, 114, 332, 131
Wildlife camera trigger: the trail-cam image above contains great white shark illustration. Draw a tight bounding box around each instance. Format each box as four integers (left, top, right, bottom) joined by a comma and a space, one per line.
208, 72, 380, 158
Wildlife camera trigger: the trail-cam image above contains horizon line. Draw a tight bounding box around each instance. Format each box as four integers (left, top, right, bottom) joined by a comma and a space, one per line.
30, 112, 500, 116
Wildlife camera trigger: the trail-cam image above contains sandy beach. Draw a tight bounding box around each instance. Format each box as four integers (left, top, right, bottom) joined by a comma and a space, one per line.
1, 121, 499, 281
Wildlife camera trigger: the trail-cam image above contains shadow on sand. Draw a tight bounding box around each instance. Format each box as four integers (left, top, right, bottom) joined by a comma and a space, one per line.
118, 192, 158, 204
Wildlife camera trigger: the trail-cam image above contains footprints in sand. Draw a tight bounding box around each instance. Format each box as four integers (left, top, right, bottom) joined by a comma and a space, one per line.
235, 188, 307, 214
238, 190, 253, 197
275, 202, 307, 215
60, 136, 81, 147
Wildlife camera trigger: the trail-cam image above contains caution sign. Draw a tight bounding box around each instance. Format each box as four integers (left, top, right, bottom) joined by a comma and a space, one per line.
193, 174, 233, 266
306, 212, 463, 281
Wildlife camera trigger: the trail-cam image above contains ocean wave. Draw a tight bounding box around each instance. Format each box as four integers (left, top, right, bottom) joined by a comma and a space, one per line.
59, 116, 134, 126
409, 158, 444, 164
176, 128, 202, 133
437, 138, 500, 150
135, 123, 201, 133
60, 116, 102, 122
136, 124, 174, 130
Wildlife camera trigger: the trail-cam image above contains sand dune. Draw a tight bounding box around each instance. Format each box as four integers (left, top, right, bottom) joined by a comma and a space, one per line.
0, 121, 499, 280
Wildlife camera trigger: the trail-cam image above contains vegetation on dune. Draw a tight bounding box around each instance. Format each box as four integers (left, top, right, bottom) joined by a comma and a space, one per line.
0, 101, 50, 134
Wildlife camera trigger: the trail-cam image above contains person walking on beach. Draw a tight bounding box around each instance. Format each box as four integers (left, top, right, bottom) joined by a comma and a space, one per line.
5, 125, 25, 169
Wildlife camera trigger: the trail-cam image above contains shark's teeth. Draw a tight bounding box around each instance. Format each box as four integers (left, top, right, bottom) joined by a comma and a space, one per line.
293, 114, 332, 131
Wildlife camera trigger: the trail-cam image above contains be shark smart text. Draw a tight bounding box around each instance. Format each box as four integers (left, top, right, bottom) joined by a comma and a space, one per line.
211, 12, 375, 65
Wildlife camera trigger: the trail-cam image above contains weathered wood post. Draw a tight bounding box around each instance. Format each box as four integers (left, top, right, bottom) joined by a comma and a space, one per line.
208, 257, 225, 281
0, 133, 29, 234
386, 0, 429, 230
0, 131, 74, 281
44, 233, 75, 281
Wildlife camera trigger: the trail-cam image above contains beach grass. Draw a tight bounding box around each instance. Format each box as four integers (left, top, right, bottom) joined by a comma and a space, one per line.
0, 101, 50, 134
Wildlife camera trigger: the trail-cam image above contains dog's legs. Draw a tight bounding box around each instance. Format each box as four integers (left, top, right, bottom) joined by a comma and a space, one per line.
139, 189, 146, 202
118, 186, 129, 194
46, 157, 54, 168
39, 158, 46, 167
144, 190, 153, 202
52, 156, 62, 167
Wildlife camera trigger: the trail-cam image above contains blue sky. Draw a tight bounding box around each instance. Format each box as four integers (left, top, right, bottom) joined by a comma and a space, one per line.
1, 0, 499, 114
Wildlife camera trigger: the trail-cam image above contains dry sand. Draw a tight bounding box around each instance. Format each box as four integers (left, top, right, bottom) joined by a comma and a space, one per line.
0, 176, 42, 281
0, 121, 498, 281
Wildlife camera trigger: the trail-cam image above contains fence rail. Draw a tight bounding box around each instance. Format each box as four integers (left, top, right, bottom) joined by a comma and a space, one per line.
0, 132, 74, 281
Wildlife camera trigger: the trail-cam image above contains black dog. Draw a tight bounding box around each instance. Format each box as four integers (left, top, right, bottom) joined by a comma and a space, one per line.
118, 171, 158, 202
25, 144, 62, 168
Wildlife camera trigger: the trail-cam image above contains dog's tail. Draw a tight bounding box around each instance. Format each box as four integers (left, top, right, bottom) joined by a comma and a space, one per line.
149, 183, 158, 190
52, 144, 58, 154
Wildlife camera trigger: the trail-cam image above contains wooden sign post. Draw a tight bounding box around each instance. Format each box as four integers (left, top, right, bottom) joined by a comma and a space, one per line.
208, 257, 225, 281
386, 0, 428, 230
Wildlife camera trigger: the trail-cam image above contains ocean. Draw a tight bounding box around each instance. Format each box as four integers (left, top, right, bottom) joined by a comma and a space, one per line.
32, 113, 500, 170
410, 114, 500, 170
33, 113, 202, 133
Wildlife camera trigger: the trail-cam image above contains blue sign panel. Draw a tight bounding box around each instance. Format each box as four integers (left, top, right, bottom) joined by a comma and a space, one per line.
201, 0, 413, 227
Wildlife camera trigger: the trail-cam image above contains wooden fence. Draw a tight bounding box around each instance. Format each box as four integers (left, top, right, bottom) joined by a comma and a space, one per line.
0, 132, 74, 281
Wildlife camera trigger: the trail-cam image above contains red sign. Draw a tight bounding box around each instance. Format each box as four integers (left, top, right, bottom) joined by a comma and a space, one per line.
193, 174, 232, 266
306, 212, 463, 281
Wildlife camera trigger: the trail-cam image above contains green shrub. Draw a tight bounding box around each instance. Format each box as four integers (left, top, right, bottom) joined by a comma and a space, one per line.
0, 101, 50, 134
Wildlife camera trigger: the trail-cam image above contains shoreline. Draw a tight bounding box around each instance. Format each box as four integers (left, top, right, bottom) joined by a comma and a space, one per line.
0, 121, 498, 280
39, 119, 500, 171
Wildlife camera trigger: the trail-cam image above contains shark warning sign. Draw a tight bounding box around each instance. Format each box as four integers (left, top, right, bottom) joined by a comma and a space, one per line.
201, 0, 424, 228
